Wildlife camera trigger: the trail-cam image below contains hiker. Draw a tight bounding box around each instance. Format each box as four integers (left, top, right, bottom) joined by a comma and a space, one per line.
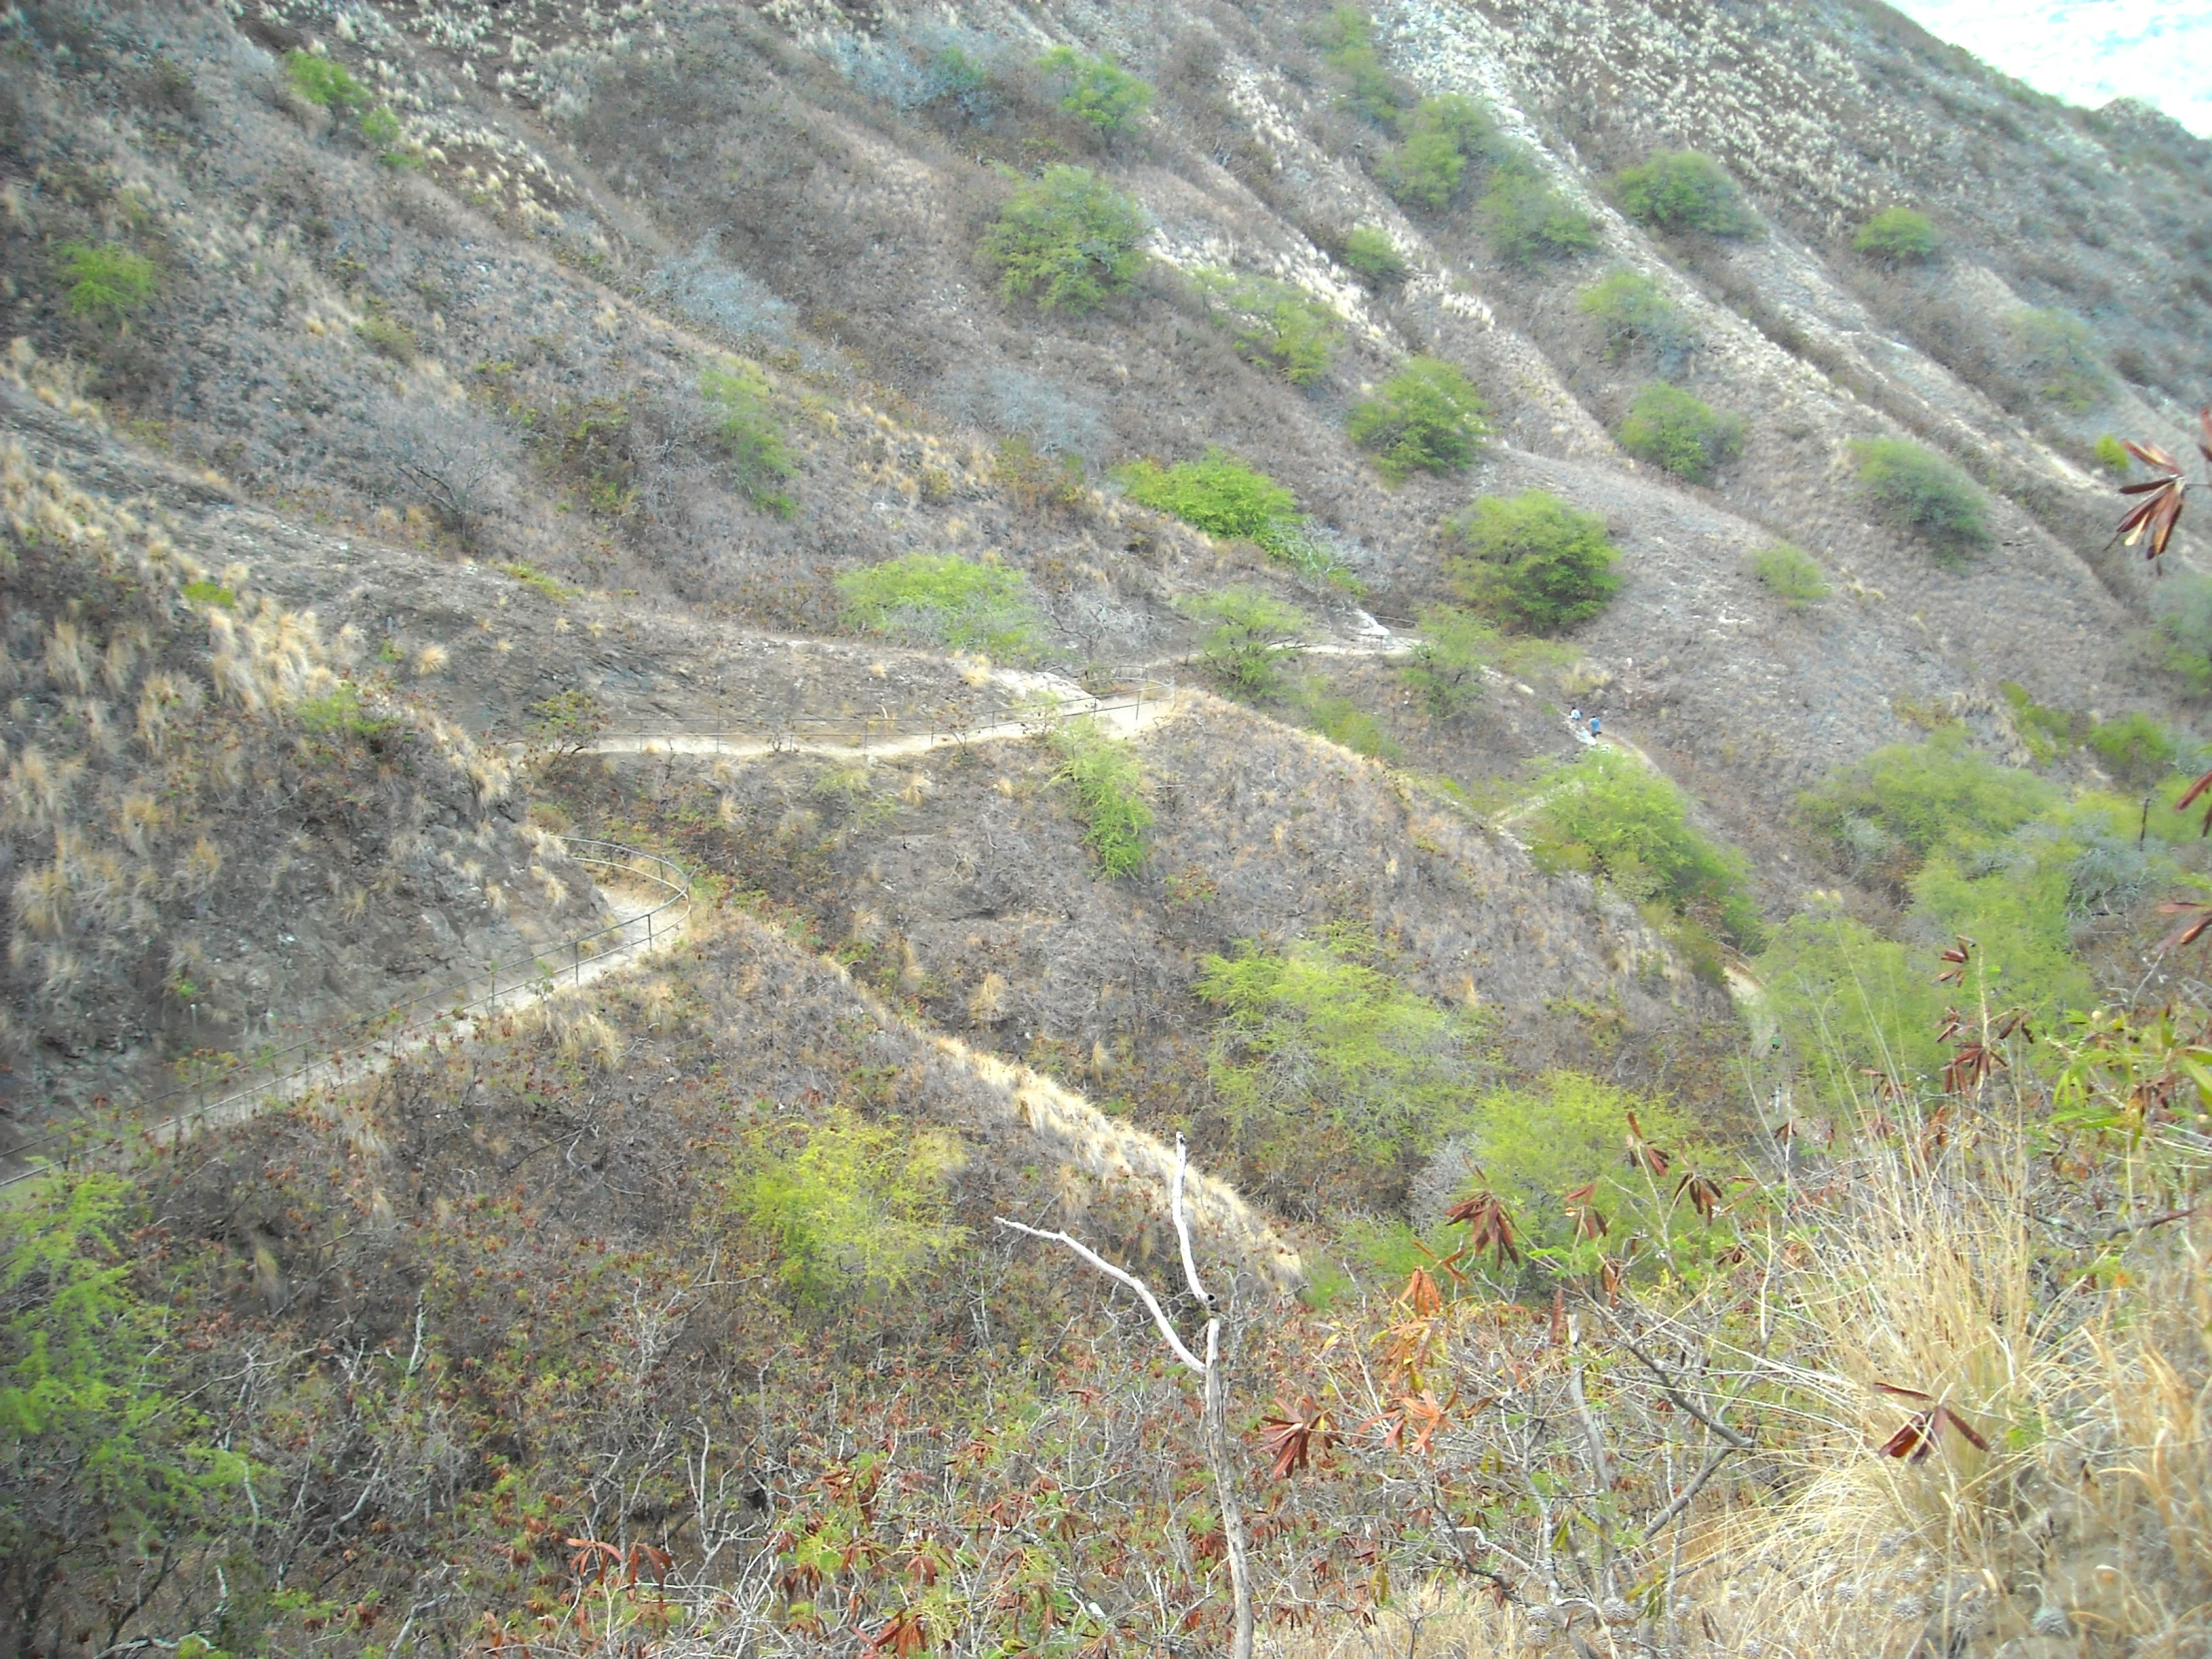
1569, 706, 1581, 726
1589, 714, 1602, 739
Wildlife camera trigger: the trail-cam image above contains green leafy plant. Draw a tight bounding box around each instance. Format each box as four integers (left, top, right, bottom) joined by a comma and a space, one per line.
1443, 491, 1621, 635
1998, 680, 2086, 766
1115, 448, 1322, 567
358, 104, 400, 147
1179, 586, 1311, 699
57, 242, 158, 322
701, 364, 797, 513
1191, 272, 1344, 385
1037, 47, 1153, 136
180, 579, 237, 609
1050, 718, 1153, 877
1347, 356, 1491, 481
498, 561, 576, 601
1848, 437, 1991, 563
734, 1108, 966, 1309
283, 49, 368, 110
1399, 604, 1498, 716
2007, 307, 2114, 413
1611, 150, 1756, 237
294, 683, 396, 739
1576, 270, 1697, 371
1749, 544, 1830, 608
1799, 728, 2059, 876
978, 167, 1149, 313
1378, 95, 1497, 211
354, 312, 417, 364
836, 554, 1043, 660
1476, 170, 1600, 264
1292, 675, 1400, 760
2086, 710, 2177, 789
1617, 382, 1744, 483
2155, 572, 2212, 695
1853, 206, 1938, 266
1311, 7, 1408, 125
2093, 433, 2131, 475
1340, 228, 1407, 282
1460, 1072, 1701, 1258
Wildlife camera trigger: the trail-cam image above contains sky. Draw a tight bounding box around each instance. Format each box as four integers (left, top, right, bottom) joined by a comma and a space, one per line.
1885, 0, 2212, 137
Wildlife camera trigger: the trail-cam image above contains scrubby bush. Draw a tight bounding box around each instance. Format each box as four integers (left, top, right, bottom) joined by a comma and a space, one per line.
1378, 94, 1497, 210
1399, 604, 1498, 716
1050, 717, 1152, 877
57, 243, 157, 322
647, 238, 793, 344
1799, 728, 2058, 872
1476, 170, 1600, 264
2087, 710, 2177, 788
1617, 382, 1744, 482
1179, 586, 1311, 698
1528, 746, 1762, 946
1749, 544, 1830, 608
2094, 433, 2131, 474
1037, 47, 1154, 137
1443, 492, 1621, 635
1348, 356, 1490, 480
826, 22, 1010, 124
836, 554, 1042, 659
1460, 1073, 1698, 1256
1191, 272, 1345, 385
284, 49, 368, 110
1292, 676, 1400, 760
1310, 7, 1408, 126
1341, 227, 1407, 281
1853, 206, 1938, 265
700, 364, 796, 512
1848, 437, 1990, 562
1118, 448, 1296, 539
2007, 307, 2115, 412
979, 167, 1149, 312
1612, 150, 1756, 237
1576, 270, 1697, 371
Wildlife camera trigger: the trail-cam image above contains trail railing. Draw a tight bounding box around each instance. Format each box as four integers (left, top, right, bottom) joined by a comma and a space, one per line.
0, 836, 691, 1189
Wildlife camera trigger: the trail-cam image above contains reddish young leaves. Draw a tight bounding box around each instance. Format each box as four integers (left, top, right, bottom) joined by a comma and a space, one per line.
1675, 1172, 1726, 1224
1442, 1190, 1522, 1268
1622, 1110, 1670, 1178
1562, 1180, 1609, 1242
1257, 1400, 1337, 1479
866, 1607, 930, 1659
1872, 1382, 1989, 1462
1936, 935, 1974, 986
2108, 407, 2208, 561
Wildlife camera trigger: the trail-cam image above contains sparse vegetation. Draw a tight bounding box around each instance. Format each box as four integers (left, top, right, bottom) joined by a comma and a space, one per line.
1852, 205, 1938, 265
979, 167, 1149, 312
2007, 306, 2115, 412
1476, 169, 1600, 263
1617, 382, 1744, 482
1612, 150, 1757, 237
1849, 436, 1991, 562
1378, 94, 1497, 211
1749, 543, 1830, 608
1347, 356, 1490, 480
284, 49, 368, 111
1576, 269, 1697, 371
1311, 7, 1409, 126
1050, 717, 1152, 877
1037, 47, 1154, 137
1190, 272, 1344, 386
1339, 227, 1407, 281
1443, 491, 1622, 635
1180, 586, 1311, 698
1399, 604, 1498, 716
836, 553, 1042, 659
57, 243, 158, 322
701, 363, 796, 512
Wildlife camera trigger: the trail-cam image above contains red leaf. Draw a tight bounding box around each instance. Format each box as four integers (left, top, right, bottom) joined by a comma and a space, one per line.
1257, 1401, 1335, 1479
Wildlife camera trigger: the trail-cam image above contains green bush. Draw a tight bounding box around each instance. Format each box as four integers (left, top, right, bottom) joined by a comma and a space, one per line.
2086, 710, 2177, 788
1749, 544, 1830, 608
2007, 307, 2114, 413
1399, 604, 1498, 716
1341, 227, 1407, 281
1118, 448, 1297, 539
979, 167, 1149, 313
1998, 680, 2085, 766
1037, 47, 1153, 136
1310, 8, 1408, 126
2093, 433, 2131, 475
1576, 270, 1697, 370
1476, 170, 1600, 263
836, 553, 1043, 660
295, 683, 396, 739
735, 1108, 966, 1309
701, 364, 796, 512
1799, 728, 2058, 869
1611, 150, 1756, 237
284, 49, 368, 110
1528, 745, 1761, 946
1617, 382, 1744, 483
1848, 437, 1990, 562
1179, 586, 1311, 699
1378, 94, 1498, 210
57, 243, 158, 322
1292, 676, 1400, 760
1191, 271, 1344, 385
1347, 356, 1490, 480
1443, 491, 1621, 635
1460, 1072, 1698, 1257
1050, 717, 1152, 877
1853, 206, 1938, 265
354, 312, 417, 363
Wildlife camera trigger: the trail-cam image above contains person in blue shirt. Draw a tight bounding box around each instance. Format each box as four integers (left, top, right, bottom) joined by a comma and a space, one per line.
1589, 715, 1602, 739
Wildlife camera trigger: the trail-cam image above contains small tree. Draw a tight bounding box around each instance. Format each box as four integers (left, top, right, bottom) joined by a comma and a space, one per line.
1476, 170, 1600, 264
1348, 357, 1490, 480
1849, 437, 1990, 564
1181, 586, 1311, 699
1617, 382, 1744, 483
700, 364, 796, 513
1400, 604, 1498, 716
56, 243, 158, 323
1340, 228, 1407, 282
1853, 207, 1938, 266
1444, 492, 1621, 634
1577, 270, 1697, 372
979, 167, 1150, 312
1749, 544, 1830, 609
1051, 717, 1153, 876
1612, 151, 1757, 237
996, 1136, 1255, 1659
1037, 47, 1154, 137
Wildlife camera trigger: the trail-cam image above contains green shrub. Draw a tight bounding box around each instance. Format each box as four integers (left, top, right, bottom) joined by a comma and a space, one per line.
1476, 170, 1600, 263
1050, 717, 1152, 877
1998, 680, 2085, 766
1197, 927, 1489, 1167
1443, 491, 1621, 635
180, 579, 237, 609
1852, 206, 1938, 265
1037, 47, 1154, 136
1617, 382, 1744, 483
1576, 270, 1697, 370
2007, 307, 2114, 412
1341, 227, 1407, 281
979, 167, 1149, 313
836, 553, 1043, 660
354, 312, 417, 364
2086, 710, 2177, 788
1310, 8, 1408, 125
498, 561, 577, 601
295, 683, 396, 739
1400, 604, 1498, 716
1378, 94, 1498, 211
1528, 746, 1761, 946
1179, 586, 1311, 699
1460, 1072, 1699, 1257
735, 1108, 966, 1309
1292, 676, 1400, 760
1191, 271, 1345, 385
1799, 728, 2058, 870
57, 243, 158, 321
2093, 433, 2131, 474
284, 49, 368, 110
1611, 150, 1756, 237
1347, 356, 1490, 480
1848, 436, 1990, 562
1118, 448, 1297, 539
701, 364, 796, 512
1749, 544, 1830, 608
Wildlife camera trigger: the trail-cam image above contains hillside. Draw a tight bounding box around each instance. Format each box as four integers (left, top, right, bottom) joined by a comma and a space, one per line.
4, 0, 2212, 1656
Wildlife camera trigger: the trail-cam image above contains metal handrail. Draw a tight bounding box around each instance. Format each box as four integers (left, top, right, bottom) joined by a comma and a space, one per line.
0, 835, 691, 1187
